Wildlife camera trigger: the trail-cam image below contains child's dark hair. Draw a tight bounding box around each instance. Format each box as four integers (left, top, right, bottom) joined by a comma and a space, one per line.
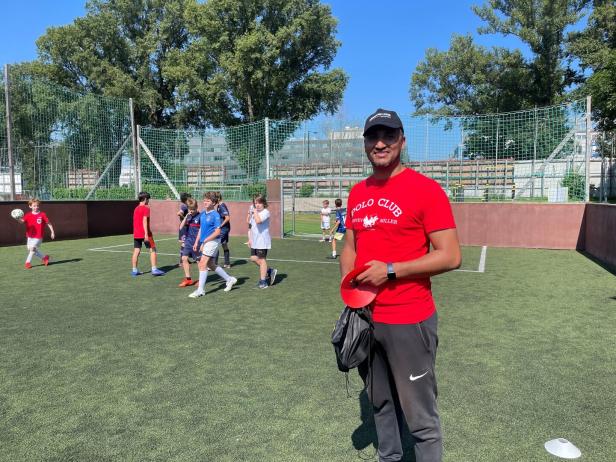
186, 198, 198, 211
253, 194, 268, 208
138, 191, 151, 202
204, 191, 219, 204
180, 192, 191, 203
335, 198, 342, 207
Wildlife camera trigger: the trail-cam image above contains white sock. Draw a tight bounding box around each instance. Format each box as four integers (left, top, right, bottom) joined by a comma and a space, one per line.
214, 266, 231, 282
198, 270, 208, 292
152, 266, 158, 271
332, 251, 336, 257
132, 267, 139, 272
26, 251, 34, 263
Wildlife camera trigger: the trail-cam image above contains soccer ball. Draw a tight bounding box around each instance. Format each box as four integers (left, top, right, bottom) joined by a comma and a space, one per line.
11, 208, 24, 219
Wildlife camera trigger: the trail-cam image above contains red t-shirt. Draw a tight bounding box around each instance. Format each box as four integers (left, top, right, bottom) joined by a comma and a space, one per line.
345, 168, 456, 324
23, 212, 49, 239
133, 205, 151, 238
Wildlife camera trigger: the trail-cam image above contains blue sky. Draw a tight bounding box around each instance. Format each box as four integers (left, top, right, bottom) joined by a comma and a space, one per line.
0, 0, 531, 119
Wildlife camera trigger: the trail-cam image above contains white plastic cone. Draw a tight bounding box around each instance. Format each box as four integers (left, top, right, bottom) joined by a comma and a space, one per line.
544, 438, 581, 459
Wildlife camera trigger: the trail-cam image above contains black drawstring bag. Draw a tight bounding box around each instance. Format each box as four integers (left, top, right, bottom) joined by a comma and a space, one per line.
331, 305, 373, 372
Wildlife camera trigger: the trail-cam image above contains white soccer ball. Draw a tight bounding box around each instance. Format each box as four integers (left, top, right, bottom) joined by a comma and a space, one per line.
11, 208, 24, 219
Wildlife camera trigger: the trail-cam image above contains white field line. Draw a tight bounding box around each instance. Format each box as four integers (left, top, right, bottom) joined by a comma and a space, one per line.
478, 245, 487, 273
88, 243, 488, 271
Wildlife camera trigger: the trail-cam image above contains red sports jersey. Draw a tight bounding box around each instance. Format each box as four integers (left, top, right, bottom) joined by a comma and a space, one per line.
345, 168, 456, 324
133, 205, 151, 238
23, 212, 49, 239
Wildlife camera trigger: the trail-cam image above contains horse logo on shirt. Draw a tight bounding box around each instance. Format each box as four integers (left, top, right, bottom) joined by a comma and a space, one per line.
363, 215, 378, 228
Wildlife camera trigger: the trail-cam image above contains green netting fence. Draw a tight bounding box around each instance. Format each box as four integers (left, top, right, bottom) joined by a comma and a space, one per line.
1, 67, 133, 200
1, 66, 603, 203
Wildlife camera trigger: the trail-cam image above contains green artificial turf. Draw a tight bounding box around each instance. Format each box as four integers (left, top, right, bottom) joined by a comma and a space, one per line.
0, 236, 614, 461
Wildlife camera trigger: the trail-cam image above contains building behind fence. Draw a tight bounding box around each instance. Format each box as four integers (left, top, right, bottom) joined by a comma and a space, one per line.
2, 65, 614, 203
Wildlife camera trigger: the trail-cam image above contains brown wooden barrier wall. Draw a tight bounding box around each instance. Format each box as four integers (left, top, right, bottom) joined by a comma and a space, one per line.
451, 203, 586, 249
4, 196, 616, 273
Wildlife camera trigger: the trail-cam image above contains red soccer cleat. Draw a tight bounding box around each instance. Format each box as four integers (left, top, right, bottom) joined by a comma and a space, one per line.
178, 279, 195, 287
24, 262, 32, 269
43, 255, 50, 266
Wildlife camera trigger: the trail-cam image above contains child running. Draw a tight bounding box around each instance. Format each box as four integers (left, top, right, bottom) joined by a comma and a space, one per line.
320, 199, 331, 242
131, 191, 165, 277
248, 194, 277, 289
189, 192, 237, 298
215, 191, 232, 268
327, 198, 346, 259
178, 198, 201, 287
14, 198, 55, 269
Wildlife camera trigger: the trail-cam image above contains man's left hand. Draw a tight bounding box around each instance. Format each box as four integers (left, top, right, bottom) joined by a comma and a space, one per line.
355, 260, 388, 287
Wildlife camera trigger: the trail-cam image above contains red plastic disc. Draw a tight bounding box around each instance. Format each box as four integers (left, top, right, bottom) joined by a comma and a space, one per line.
340, 264, 378, 309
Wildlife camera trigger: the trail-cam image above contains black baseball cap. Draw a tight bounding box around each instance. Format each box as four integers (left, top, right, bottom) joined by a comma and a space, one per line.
363, 108, 404, 136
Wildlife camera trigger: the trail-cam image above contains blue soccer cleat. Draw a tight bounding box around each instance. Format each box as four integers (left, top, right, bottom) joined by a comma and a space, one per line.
131, 270, 143, 277
151, 268, 165, 276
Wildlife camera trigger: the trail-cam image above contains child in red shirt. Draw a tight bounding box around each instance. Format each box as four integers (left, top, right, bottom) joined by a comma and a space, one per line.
14, 198, 56, 269
132, 191, 165, 277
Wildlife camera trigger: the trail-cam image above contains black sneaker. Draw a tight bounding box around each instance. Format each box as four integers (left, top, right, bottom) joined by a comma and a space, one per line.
326, 255, 338, 259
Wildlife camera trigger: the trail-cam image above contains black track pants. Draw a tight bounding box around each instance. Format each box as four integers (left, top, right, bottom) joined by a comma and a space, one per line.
359, 312, 442, 462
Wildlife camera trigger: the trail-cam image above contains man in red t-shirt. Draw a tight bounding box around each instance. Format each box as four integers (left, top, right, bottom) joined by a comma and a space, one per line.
340, 109, 461, 462
132, 191, 165, 277
14, 198, 56, 269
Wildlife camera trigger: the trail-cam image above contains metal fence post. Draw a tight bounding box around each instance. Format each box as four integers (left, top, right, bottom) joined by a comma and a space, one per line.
136, 125, 143, 192
4, 64, 16, 200
129, 98, 139, 199
264, 117, 270, 180
585, 96, 592, 202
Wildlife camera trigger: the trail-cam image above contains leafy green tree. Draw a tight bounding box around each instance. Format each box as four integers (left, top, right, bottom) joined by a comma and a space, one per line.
170, 0, 348, 126
568, 0, 616, 131
35, 0, 192, 128
167, 0, 347, 177
473, 0, 589, 106
411, 1, 590, 114
411, 34, 532, 115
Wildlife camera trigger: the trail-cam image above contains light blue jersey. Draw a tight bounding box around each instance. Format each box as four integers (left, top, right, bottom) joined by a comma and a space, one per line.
198, 209, 221, 243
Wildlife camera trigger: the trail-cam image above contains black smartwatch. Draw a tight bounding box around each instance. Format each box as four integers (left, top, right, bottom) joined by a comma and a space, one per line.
386, 262, 396, 281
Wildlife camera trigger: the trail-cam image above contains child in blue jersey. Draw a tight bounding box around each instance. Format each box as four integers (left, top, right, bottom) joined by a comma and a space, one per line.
178, 198, 201, 287
327, 198, 346, 259
189, 192, 237, 298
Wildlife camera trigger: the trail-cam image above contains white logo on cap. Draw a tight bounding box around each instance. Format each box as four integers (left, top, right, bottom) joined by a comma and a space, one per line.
369, 113, 391, 122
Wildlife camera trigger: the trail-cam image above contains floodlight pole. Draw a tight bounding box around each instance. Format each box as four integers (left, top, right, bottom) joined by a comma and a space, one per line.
585, 95, 592, 202
4, 64, 16, 200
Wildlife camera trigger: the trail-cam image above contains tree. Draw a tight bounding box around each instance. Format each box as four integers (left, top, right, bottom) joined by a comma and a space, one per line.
472, 0, 589, 105
35, 0, 192, 128
410, 34, 532, 116
168, 0, 348, 126
411, 0, 589, 114
568, 0, 616, 131
166, 0, 347, 177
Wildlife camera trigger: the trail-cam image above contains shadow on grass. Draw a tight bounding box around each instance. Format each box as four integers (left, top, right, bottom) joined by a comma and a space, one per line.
206, 276, 249, 295
352, 385, 417, 461
228, 259, 248, 266
578, 250, 616, 276
48, 258, 83, 266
